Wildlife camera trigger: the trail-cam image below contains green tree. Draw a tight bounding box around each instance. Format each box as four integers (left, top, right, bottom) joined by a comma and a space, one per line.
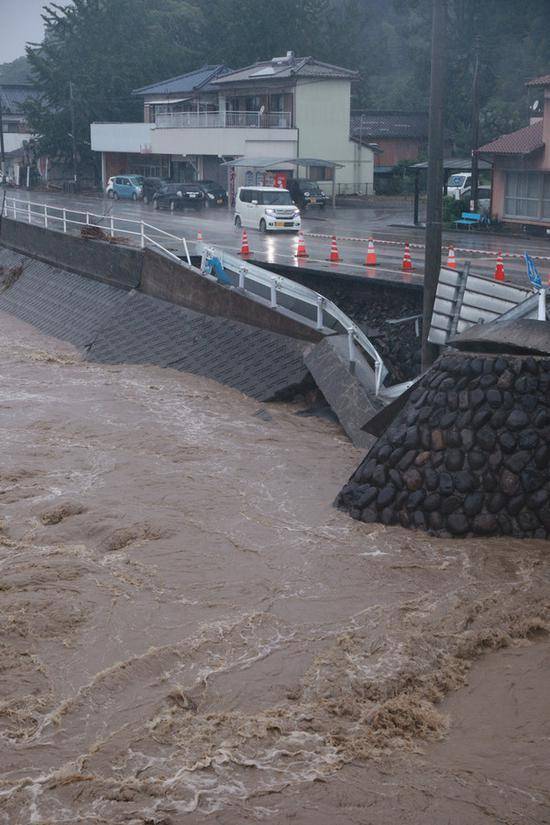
24, 0, 203, 179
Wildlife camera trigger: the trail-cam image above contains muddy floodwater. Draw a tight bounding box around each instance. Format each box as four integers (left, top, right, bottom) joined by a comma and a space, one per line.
0, 311, 548, 825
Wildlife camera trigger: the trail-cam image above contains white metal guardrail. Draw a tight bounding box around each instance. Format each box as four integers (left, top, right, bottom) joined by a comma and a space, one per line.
1, 195, 392, 396
2, 196, 192, 266
428, 264, 544, 346
199, 244, 389, 395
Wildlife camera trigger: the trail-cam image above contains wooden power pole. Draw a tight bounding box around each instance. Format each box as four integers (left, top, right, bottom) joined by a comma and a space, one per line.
470, 35, 481, 212
422, 0, 447, 371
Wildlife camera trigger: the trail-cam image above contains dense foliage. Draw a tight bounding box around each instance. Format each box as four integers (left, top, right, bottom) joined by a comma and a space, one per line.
0, 0, 548, 172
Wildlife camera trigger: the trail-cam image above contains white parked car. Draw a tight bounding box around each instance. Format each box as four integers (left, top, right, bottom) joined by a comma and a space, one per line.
234, 186, 301, 232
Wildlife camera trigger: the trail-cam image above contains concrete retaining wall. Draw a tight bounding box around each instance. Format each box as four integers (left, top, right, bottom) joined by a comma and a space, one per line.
0, 217, 142, 289
0, 218, 320, 342
140, 248, 321, 343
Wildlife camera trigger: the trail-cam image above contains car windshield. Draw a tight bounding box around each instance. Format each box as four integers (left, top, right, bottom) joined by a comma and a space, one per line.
200, 182, 221, 192
261, 191, 293, 205
129, 176, 143, 185
449, 174, 467, 187
299, 180, 322, 192
163, 184, 182, 193
181, 184, 201, 192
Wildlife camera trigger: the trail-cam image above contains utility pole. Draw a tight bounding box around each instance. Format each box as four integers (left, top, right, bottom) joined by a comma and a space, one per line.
422, 0, 447, 371
69, 80, 78, 188
470, 35, 481, 212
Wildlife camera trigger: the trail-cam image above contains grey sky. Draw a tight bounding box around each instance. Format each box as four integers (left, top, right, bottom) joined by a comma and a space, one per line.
0, 0, 72, 63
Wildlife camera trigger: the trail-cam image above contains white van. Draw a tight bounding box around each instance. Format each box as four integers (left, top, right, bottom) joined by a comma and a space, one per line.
234, 186, 301, 233
447, 173, 472, 200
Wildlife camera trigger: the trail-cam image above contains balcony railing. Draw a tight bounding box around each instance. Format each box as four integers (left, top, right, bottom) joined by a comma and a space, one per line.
154, 110, 293, 129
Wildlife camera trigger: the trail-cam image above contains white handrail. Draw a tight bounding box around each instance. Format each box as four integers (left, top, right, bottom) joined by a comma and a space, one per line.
3, 196, 192, 266
200, 245, 388, 394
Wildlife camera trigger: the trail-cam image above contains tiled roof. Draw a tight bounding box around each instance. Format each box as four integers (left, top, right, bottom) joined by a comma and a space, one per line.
526, 74, 550, 87
477, 120, 544, 155
0, 83, 36, 114
215, 57, 358, 85
133, 65, 231, 96
350, 110, 428, 139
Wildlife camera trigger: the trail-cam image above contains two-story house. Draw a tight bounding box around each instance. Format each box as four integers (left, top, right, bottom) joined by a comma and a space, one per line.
90, 53, 374, 198
478, 74, 550, 232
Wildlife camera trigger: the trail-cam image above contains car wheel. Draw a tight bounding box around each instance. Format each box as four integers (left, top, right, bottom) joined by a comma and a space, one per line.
153, 199, 159, 210
319, 202, 326, 209
107, 190, 113, 199
113, 192, 119, 200
259, 219, 267, 233
234, 215, 242, 228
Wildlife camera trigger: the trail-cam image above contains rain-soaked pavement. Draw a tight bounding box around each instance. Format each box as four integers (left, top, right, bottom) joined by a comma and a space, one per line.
5, 189, 550, 287
0, 311, 548, 824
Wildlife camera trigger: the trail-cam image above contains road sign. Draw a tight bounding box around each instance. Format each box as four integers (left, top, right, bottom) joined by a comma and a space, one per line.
525, 252, 543, 289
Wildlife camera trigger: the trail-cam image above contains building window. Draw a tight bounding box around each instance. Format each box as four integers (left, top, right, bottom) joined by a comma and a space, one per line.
308, 165, 334, 181
504, 171, 544, 219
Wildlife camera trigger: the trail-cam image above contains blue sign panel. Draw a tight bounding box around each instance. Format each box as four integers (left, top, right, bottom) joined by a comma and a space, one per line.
525, 252, 543, 289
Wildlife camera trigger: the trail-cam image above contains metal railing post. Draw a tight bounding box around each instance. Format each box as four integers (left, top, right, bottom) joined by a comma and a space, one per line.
86, 212, 90, 225
62, 208, 67, 233
110, 216, 114, 238
538, 289, 546, 321
44, 204, 48, 230
347, 327, 356, 365
270, 279, 277, 308
140, 221, 145, 248
316, 295, 324, 330
27, 202, 31, 224
13, 199, 17, 219
239, 267, 245, 290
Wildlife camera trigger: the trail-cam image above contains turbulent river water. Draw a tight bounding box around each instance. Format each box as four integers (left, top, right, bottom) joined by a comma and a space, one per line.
0, 312, 548, 825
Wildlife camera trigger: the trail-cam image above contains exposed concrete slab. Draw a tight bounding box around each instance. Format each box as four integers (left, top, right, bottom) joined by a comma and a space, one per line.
449, 318, 550, 355
305, 335, 383, 448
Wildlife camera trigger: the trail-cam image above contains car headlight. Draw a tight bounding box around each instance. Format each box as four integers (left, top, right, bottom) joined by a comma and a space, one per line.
304, 191, 310, 197
177, 191, 182, 197
265, 208, 277, 217
207, 193, 215, 199
293, 210, 301, 218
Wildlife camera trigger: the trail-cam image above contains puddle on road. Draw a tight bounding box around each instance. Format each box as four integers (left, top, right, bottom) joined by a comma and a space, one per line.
0, 312, 548, 825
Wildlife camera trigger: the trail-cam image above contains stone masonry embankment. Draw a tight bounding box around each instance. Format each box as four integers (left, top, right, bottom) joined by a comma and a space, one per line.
337, 349, 550, 539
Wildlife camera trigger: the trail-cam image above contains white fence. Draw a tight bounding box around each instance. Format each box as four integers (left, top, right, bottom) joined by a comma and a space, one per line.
154, 110, 293, 129
2, 195, 393, 396
2, 196, 192, 266
199, 245, 390, 395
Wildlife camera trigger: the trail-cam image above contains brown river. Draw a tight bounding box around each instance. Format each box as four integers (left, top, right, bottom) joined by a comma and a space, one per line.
0, 312, 548, 825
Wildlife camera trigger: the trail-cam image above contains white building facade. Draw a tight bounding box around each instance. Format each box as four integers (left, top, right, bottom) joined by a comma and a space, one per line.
90, 54, 374, 198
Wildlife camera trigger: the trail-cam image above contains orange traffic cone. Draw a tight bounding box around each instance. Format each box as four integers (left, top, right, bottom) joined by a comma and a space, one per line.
446, 245, 457, 269
494, 251, 505, 281
197, 230, 203, 242
402, 241, 413, 272
240, 229, 250, 256
366, 238, 377, 266
329, 235, 340, 263
296, 232, 308, 258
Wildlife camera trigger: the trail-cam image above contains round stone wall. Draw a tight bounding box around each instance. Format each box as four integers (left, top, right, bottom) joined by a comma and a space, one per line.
336, 350, 550, 538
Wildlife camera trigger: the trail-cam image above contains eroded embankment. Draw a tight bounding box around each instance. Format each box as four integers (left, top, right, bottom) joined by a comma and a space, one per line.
0, 312, 548, 825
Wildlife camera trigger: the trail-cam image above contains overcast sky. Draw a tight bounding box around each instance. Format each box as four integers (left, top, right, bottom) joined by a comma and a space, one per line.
1, 0, 72, 63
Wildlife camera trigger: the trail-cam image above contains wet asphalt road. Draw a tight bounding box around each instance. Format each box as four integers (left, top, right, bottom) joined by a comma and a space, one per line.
4, 188, 550, 288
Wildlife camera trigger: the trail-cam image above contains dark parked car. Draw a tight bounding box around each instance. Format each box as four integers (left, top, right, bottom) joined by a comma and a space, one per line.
152, 183, 205, 211
195, 180, 228, 207
287, 178, 328, 210
142, 177, 170, 204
